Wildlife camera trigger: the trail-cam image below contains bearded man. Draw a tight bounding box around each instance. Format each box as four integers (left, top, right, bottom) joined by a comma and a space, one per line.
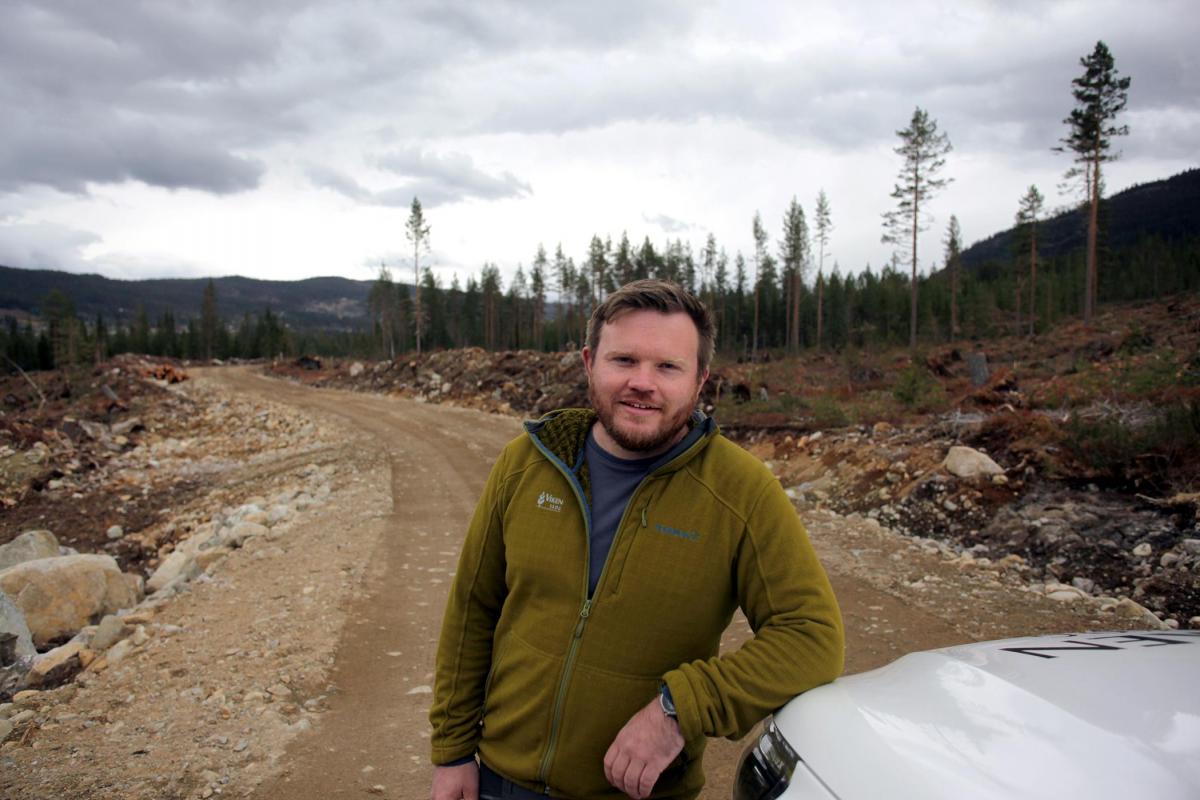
430, 280, 843, 800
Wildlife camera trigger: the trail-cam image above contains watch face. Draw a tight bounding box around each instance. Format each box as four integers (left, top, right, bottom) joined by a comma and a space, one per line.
660, 689, 677, 717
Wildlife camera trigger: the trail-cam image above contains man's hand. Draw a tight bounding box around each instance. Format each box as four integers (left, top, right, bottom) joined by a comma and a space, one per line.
603, 696, 686, 799
431, 761, 479, 800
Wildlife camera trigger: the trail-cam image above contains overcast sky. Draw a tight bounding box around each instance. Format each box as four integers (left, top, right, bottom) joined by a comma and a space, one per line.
1, 1, 1197, 291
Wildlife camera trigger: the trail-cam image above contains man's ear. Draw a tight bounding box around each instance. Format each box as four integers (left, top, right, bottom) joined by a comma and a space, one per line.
582, 347, 594, 378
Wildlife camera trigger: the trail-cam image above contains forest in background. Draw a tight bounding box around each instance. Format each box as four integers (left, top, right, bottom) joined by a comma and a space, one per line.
2, 165, 1198, 371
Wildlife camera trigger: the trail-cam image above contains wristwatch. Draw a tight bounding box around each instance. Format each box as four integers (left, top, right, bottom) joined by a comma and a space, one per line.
659, 683, 677, 718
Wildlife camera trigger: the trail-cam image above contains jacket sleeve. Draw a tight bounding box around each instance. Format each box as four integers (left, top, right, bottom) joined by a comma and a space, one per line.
663, 477, 844, 742
429, 445, 513, 764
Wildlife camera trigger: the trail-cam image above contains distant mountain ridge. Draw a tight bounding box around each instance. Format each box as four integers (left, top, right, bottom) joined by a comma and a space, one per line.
3, 169, 1196, 329
0, 269, 386, 330
960, 167, 1200, 267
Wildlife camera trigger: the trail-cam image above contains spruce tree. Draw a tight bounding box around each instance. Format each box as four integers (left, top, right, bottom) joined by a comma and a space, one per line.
1056, 41, 1130, 324
882, 107, 953, 350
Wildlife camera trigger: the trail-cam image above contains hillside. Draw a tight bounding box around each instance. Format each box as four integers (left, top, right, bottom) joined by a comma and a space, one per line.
961, 168, 1200, 267
0, 268, 383, 331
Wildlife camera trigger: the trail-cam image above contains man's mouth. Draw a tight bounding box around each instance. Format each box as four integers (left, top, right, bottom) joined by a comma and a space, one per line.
619, 400, 660, 412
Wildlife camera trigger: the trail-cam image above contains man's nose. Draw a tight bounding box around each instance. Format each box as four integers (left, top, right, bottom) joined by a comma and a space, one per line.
627, 364, 656, 392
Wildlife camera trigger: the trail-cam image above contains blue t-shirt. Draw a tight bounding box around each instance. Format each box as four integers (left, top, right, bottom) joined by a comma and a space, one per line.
583, 423, 705, 596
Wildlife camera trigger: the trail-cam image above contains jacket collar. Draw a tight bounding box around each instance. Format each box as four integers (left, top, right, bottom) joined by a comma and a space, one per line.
525, 407, 716, 476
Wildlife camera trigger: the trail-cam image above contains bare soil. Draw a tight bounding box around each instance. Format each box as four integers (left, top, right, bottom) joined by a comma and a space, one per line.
0, 366, 1154, 799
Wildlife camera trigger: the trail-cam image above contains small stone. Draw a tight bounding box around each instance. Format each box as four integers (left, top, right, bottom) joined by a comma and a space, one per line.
106, 525, 124, 540
1190, 616, 1200, 629
368, 786, 385, 796
1132, 543, 1152, 558
106, 639, 134, 665
234, 739, 249, 752
0, 718, 12, 742
91, 614, 129, 651
1181, 539, 1200, 556
1164, 618, 1180, 629
406, 685, 432, 695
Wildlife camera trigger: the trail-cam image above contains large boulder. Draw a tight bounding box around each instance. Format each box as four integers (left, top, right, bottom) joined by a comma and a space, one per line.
0, 555, 139, 648
0, 530, 60, 572
943, 446, 1003, 479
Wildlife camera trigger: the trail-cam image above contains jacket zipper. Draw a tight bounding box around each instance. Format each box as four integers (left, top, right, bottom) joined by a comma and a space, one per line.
525, 420, 710, 790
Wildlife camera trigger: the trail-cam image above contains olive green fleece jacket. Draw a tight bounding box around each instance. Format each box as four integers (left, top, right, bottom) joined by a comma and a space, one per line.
430, 409, 843, 799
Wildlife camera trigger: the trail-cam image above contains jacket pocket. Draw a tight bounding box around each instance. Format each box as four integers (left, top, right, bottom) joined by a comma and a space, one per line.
478, 633, 562, 783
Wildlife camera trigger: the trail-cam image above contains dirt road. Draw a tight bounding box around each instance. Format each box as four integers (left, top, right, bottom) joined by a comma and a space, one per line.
225, 369, 1128, 800
2, 368, 1139, 800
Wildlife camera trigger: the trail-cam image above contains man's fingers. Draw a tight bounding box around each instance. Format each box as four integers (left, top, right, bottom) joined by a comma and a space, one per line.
605, 748, 630, 790
637, 761, 663, 799
621, 758, 648, 799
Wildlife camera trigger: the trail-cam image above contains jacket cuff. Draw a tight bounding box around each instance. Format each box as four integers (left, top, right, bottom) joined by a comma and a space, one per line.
431, 741, 481, 767
661, 671, 701, 741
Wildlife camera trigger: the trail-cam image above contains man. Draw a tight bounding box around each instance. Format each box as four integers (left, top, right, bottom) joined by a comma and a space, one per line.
430, 280, 843, 800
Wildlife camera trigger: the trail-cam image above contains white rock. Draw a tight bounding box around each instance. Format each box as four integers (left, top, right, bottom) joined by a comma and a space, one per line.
0, 530, 60, 572
268, 505, 293, 525
105, 526, 124, 541
349, 362, 365, 377
90, 614, 129, 651
106, 639, 134, 665
943, 446, 1003, 479
220, 522, 267, 549
1, 589, 36, 661
146, 550, 199, 593
0, 555, 139, 648
1132, 543, 1153, 558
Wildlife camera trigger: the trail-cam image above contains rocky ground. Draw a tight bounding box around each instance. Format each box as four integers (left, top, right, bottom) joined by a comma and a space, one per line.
270, 296, 1200, 628
0, 335, 1193, 798
2, 363, 393, 798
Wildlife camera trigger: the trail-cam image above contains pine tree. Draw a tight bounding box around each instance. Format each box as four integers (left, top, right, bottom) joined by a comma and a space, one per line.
778, 198, 809, 352
751, 212, 767, 359
813, 190, 833, 349
882, 107, 953, 349
1056, 41, 1130, 324
405, 198, 432, 354
1015, 185, 1045, 336
530, 246, 548, 349
368, 264, 400, 358
200, 279, 219, 361
943, 215, 963, 340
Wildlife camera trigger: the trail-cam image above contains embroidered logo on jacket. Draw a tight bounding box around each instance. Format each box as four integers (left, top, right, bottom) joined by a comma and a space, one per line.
536, 491, 564, 512
654, 523, 700, 542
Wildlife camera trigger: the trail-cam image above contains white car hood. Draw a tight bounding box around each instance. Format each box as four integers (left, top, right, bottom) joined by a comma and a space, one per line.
774, 631, 1200, 799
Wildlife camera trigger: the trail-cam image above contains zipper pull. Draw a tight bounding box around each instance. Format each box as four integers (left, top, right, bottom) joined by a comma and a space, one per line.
640, 506, 648, 527
573, 600, 592, 637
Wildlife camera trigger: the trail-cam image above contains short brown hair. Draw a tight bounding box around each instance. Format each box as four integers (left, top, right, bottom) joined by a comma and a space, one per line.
586, 279, 715, 374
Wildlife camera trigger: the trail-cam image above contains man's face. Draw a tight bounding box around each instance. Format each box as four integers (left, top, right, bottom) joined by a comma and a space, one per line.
582, 309, 709, 460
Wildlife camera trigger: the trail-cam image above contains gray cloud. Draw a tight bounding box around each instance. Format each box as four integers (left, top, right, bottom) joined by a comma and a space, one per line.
308, 147, 532, 209
0, 221, 101, 272
374, 148, 532, 204
643, 213, 695, 234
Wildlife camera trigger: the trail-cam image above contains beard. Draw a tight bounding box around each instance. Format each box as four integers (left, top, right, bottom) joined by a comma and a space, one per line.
588, 382, 695, 456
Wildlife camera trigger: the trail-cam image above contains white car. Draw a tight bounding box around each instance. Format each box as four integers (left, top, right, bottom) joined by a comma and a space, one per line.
734, 630, 1200, 800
